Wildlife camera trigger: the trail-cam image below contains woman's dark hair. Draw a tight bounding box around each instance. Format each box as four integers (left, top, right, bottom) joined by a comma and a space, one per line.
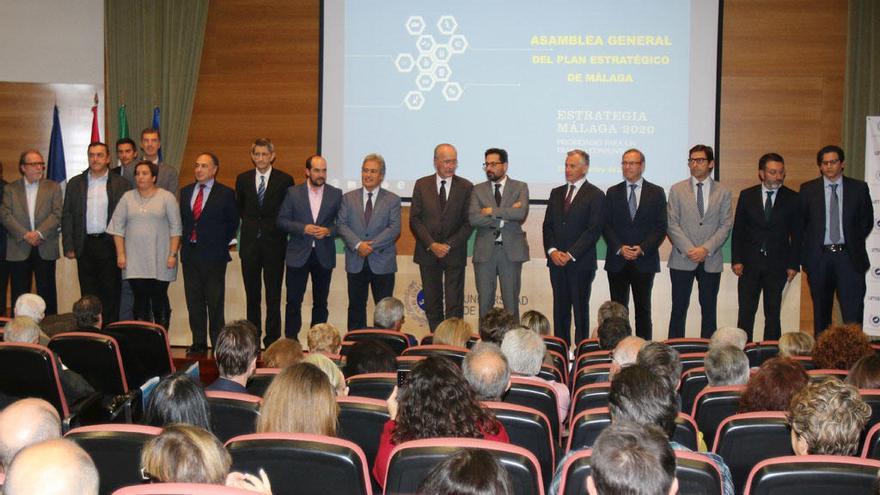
417, 449, 513, 495
739, 357, 809, 412
343, 339, 396, 377
392, 356, 500, 444
847, 354, 880, 389
144, 373, 211, 430
135, 160, 159, 179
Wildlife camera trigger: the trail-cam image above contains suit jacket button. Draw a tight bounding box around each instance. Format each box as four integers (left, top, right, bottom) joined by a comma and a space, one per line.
699, 223, 703, 226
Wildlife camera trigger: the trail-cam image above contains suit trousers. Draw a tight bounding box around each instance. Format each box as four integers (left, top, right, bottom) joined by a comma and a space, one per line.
10, 248, 57, 315
182, 253, 228, 347
285, 249, 333, 339
736, 260, 787, 342
474, 244, 523, 320
0, 260, 9, 316
608, 263, 655, 340
347, 259, 395, 330
549, 264, 594, 347
418, 259, 466, 331
241, 238, 286, 347
669, 264, 721, 339
807, 248, 866, 336
77, 234, 121, 324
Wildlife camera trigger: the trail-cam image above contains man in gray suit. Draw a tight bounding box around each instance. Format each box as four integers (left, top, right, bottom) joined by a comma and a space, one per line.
667, 144, 733, 339
117, 128, 178, 193
469, 148, 529, 319
337, 153, 402, 330
0, 150, 63, 315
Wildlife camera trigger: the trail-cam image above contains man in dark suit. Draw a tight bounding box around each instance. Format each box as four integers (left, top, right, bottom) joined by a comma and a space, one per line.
236, 138, 294, 347
731, 153, 800, 342
62, 142, 132, 324
542, 149, 605, 346
409, 143, 474, 330
338, 153, 402, 330
277, 155, 341, 339
603, 149, 667, 341
205, 322, 257, 393
0, 150, 63, 315
179, 152, 239, 354
799, 145, 873, 335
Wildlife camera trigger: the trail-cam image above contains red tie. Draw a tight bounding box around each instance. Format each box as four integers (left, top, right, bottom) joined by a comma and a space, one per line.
191, 184, 205, 242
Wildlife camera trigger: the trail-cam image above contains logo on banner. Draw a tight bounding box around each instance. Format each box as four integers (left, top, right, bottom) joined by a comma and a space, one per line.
404, 280, 428, 327
872, 267, 880, 282
876, 217, 880, 232
869, 315, 880, 329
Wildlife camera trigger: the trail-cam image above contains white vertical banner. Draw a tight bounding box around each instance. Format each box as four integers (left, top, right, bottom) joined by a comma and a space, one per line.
864, 116, 880, 335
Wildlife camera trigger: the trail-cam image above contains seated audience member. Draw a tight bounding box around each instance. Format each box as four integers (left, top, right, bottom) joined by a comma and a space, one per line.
788, 378, 871, 455
261, 338, 304, 369
500, 328, 569, 420
374, 296, 405, 331
0, 399, 61, 482
140, 424, 270, 493
3, 439, 98, 495
462, 342, 511, 401
704, 345, 750, 387
206, 322, 259, 393
433, 317, 474, 348
709, 327, 749, 350
306, 323, 342, 354
3, 316, 95, 404
373, 356, 509, 487
418, 449, 513, 495
72, 295, 103, 330
520, 310, 551, 336
144, 372, 211, 430
777, 331, 815, 358
637, 342, 682, 394
610, 336, 646, 378
812, 324, 873, 370
587, 422, 678, 495
847, 354, 880, 389
478, 307, 518, 345
343, 339, 397, 377
303, 353, 348, 396
597, 316, 631, 351
257, 362, 338, 436
589, 300, 629, 339
739, 357, 809, 412
12, 294, 48, 344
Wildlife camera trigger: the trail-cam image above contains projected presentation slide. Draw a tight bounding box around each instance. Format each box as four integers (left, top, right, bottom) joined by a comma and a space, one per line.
321, 0, 720, 199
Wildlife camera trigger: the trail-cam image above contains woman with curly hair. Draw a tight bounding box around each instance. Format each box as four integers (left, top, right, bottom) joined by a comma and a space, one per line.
739, 357, 809, 412
846, 354, 880, 389
371, 356, 509, 487
812, 324, 873, 370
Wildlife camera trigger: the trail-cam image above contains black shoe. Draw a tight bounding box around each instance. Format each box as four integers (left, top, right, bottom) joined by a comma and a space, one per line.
187, 344, 208, 355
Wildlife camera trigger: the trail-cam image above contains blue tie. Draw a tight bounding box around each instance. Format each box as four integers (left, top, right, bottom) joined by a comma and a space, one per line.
628, 184, 637, 220
257, 175, 266, 207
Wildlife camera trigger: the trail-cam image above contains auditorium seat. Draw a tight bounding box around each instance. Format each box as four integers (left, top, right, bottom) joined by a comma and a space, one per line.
860, 422, 880, 460
343, 329, 414, 355
505, 376, 561, 445
419, 333, 479, 348
573, 363, 613, 393
226, 433, 372, 495
744, 455, 880, 495
789, 355, 816, 370
112, 483, 262, 494
67, 424, 161, 495
546, 350, 569, 386
744, 341, 779, 368
567, 407, 699, 452
680, 367, 709, 416
664, 337, 711, 354
484, 401, 555, 489
542, 335, 569, 364
346, 372, 396, 400
712, 411, 794, 492
680, 352, 707, 374
400, 344, 467, 366
807, 369, 848, 382
383, 438, 543, 495
674, 413, 701, 451
573, 350, 612, 373
337, 396, 390, 470
691, 385, 745, 451
859, 389, 880, 448
395, 355, 425, 371
574, 338, 601, 359
538, 364, 564, 384
245, 368, 279, 397
205, 391, 261, 443
101, 320, 176, 389
570, 383, 611, 419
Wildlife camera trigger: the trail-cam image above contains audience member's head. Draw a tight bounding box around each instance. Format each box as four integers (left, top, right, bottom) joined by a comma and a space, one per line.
520, 310, 551, 337
418, 449, 513, 495
144, 373, 211, 430
214, 322, 259, 383
374, 297, 405, 330
636, 342, 682, 393
709, 327, 748, 350
609, 364, 677, 437
343, 339, 397, 377
307, 323, 342, 354
2, 317, 40, 344
587, 422, 678, 495
812, 324, 873, 370
140, 424, 230, 484
704, 345, 750, 387
258, 362, 338, 436
479, 307, 518, 345
610, 336, 646, 378
0, 398, 61, 473
596, 300, 628, 328
434, 317, 474, 348
13, 294, 45, 324
778, 331, 814, 358
788, 378, 871, 456
303, 352, 347, 396
847, 354, 880, 390
4, 439, 98, 495
597, 316, 631, 351
262, 338, 304, 369
72, 295, 102, 329
463, 342, 511, 401
500, 328, 545, 377
739, 357, 809, 412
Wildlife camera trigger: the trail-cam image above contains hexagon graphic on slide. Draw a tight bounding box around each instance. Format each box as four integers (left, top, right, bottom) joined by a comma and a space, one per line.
416, 72, 436, 91
394, 53, 415, 73
449, 34, 469, 54
416, 35, 436, 53
431, 44, 452, 63
437, 15, 458, 35
404, 90, 425, 110
432, 63, 451, 82
442, 82, 463, 101
416, 54, 436, 72
405, 16, 426, 36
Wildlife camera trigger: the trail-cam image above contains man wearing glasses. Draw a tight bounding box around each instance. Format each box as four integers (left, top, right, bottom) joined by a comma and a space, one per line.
799, 145, 873, 336
666, 145, 733, 339
468, 148, 529, 319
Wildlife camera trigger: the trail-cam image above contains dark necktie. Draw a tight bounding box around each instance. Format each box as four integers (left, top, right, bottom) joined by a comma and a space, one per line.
364, 191, 373, 226
494, 183, 502, 207
439, 180, 447, 210
628, 184, 638, 220
191, 184, 206, 242
563, 184, 574, 214
829, 184, 840, 243
764, 191, 773, 222
696, 182, 705, 218
257, 175, 266, 207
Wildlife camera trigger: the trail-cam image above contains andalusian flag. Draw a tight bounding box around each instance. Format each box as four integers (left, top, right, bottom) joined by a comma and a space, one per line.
118, 104, 129, 139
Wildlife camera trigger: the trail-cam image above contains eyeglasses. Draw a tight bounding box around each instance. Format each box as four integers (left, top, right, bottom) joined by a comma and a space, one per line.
438, 159, 457, 165
820, 159, 841, 166
687, 158, 709, 165
23, 162, 45, 167
482, 161, 504, 169
621, 161, 642, 166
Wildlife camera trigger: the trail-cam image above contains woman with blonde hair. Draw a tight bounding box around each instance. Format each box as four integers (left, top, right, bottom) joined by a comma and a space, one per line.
307, 323, 342, 354
303, 352, 348, 396
433, 317, 474, 348
777, 331, 814, 358
257, 362, 338, 436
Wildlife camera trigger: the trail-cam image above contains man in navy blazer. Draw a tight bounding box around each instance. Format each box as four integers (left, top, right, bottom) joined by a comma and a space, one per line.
179, 152, 239, 354
277, 155, 342, 339
603, 149, 668, 340
337, 153, 402, 330
799, 145, 873, 335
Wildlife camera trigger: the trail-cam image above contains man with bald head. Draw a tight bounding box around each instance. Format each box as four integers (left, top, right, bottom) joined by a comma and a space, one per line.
4, 439, 98, 495
462, 342, 511, 401
0, 398, 61, 480
610, 335, 647, 377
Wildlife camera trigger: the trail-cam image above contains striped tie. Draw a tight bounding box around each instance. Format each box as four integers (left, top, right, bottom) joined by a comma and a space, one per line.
257, 175, 266, 207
